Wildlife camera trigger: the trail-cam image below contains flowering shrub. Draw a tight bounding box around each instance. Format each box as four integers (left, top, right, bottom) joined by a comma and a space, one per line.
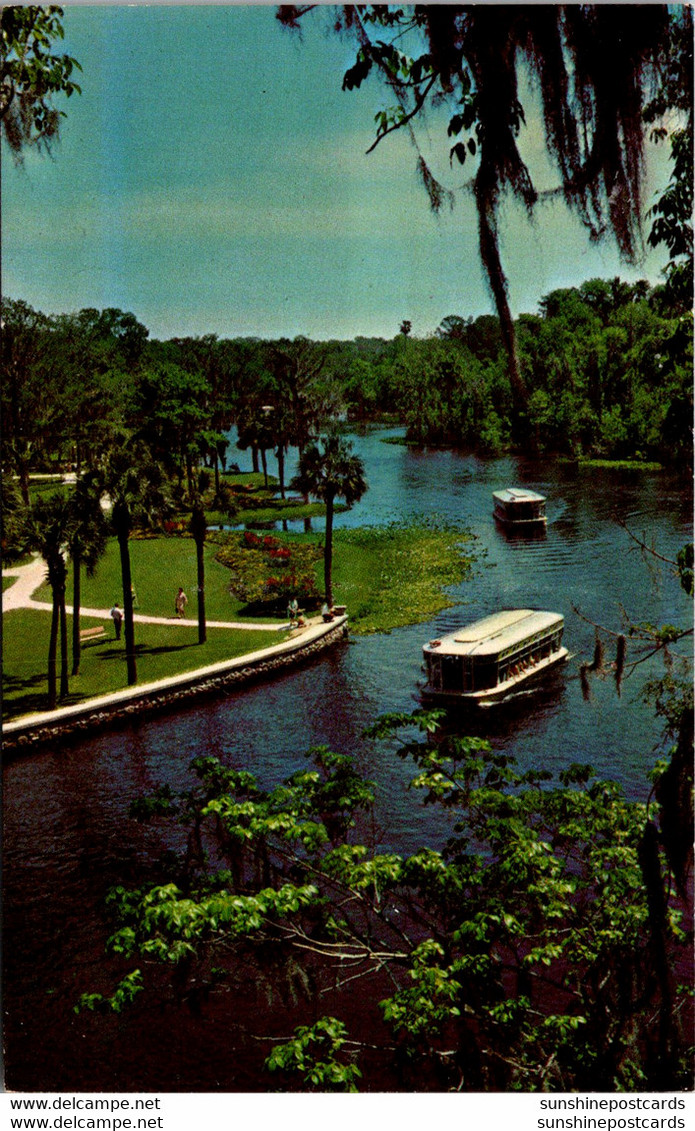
215, 532, 321, 608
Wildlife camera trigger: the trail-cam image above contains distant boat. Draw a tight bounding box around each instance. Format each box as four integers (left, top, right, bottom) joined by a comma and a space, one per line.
422, 609, 568, 706
493, 488, 547, 528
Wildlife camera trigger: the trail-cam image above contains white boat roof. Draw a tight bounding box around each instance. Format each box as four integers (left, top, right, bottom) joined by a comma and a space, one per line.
493, 488, 546, 504
425, 609, 563, 658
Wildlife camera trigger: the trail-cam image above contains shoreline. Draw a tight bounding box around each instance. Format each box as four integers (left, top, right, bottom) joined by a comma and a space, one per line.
2, 615, 348, 755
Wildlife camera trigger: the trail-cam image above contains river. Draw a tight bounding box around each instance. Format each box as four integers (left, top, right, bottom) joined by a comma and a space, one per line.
3, 429, 692, 1090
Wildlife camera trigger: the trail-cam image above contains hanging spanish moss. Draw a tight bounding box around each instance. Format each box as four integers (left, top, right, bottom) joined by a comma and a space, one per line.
279, 4, 677, 423
590, 631, 605, 673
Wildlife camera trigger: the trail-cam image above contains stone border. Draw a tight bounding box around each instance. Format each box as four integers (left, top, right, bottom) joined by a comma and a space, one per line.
3, 617, 349, 755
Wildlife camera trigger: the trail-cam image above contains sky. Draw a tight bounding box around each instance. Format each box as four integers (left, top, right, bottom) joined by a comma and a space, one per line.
3, 3, 675, 342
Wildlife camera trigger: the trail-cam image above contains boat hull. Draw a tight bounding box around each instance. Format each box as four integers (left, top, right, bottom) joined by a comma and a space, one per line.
494, 507, 547, 527
421, 647, 568, 707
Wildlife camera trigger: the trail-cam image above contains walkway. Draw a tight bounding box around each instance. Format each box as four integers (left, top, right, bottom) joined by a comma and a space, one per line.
2, 555, 289, 631
3, 554, 348, 746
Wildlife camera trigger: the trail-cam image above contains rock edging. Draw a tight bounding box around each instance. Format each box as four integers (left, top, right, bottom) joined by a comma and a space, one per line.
3, 619, 349, 754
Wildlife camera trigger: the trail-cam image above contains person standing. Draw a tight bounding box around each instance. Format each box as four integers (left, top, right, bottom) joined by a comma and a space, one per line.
175, 587, 188, 618
110, 602, 123, 640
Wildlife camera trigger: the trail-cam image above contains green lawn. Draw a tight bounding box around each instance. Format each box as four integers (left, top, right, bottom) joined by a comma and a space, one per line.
2, 608, 288, 721
5, 523, 474, 720
26, 479, 71, 502
35, 536, 282, 624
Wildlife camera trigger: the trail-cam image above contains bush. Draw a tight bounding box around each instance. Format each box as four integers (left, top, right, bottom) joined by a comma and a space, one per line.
215, 532, 321, 609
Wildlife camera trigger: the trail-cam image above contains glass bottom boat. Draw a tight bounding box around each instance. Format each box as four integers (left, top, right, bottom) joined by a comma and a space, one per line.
493, 488, 547, 527
422, 609, 568, 706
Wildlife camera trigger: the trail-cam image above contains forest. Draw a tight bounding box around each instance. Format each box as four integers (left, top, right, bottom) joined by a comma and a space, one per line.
2, 271, 692, 520
2, 2, 693, 1101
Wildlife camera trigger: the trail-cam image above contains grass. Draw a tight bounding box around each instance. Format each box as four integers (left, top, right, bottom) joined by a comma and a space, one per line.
34, 536, 282, 624
4, 522, 475, 720
25, 479, 71, 502
569, 457, 663, 472
288, 522, 475, 635
207, 501, 333, 527
2, 608, 289, 721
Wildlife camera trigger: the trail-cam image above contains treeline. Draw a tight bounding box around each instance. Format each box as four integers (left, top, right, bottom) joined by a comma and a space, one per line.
2, 273, 692, 505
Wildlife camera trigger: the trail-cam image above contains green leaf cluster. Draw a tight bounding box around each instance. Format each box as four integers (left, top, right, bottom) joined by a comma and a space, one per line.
79, 707, 691, 1092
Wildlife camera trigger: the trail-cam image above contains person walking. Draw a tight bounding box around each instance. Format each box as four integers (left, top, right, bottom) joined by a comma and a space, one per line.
110, 602, 123, 640
175, 587, 188, 618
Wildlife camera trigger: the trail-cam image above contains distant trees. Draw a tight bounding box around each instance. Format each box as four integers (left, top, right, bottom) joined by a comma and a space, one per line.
2, 272, 690, 483
1, 298, 53, 504
279, 5, 683, 428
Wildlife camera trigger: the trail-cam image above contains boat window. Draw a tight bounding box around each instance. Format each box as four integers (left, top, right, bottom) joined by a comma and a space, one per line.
472, 661, 499, 690
441, 655, 464, 691
428, 656, 442, 689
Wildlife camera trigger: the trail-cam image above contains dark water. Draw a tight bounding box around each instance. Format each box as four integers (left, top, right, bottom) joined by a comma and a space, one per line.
3, 430, 692, 1090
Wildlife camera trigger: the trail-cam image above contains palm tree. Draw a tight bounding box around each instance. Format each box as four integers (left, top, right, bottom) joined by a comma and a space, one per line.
23, 493, 73, 708
68, 472, 108, 676
188, 491, 208, 646
291, 434, 367, 606
100, 439, 169, 685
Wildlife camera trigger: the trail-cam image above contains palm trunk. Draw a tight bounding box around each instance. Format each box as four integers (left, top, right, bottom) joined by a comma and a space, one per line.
276, 444, 286, 499
18, 460, 30, 507
72, 548, 82, 676
324, 493, 335, 606
190, 504, 208, 646
185, 449, 194, 500
195, 533, 206, 645
59, 585, 69, 700
117, 528, 137, 685
47, 593, 59, 710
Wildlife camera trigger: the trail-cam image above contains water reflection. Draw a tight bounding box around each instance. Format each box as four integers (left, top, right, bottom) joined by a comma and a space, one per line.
4, 427, 693, 1091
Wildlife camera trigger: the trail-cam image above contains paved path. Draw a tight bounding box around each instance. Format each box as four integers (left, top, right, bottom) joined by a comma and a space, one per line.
2, 555, 289, 631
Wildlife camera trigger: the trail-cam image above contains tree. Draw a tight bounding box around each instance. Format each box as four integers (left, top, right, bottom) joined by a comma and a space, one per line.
1, 298, 54, 504
100, 439, 169, 686
67, 472, 108, 676
23, 492, 73, 707
78, 705, 692, 1091
188, 490, 208, 646
129, 357, 209, 498
643, 8, 694, 314
279, 5, 680, 428
1, 4, 81, 160
291, 434, 367, 605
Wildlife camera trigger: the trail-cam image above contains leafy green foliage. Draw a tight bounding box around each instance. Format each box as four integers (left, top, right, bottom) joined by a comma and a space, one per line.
1, 5, 81, 160
266, 1017, 362, 1092
80, 708, 692, 1092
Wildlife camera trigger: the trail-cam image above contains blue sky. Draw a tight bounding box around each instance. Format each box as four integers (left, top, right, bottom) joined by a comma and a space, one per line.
3, 4, 673, 341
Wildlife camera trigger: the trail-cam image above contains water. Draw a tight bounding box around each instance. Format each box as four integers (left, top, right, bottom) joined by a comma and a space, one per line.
4, 429, 692, 1090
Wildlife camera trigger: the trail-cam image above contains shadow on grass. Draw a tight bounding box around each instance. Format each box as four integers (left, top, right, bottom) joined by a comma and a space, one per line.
2, 673, 87, 720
